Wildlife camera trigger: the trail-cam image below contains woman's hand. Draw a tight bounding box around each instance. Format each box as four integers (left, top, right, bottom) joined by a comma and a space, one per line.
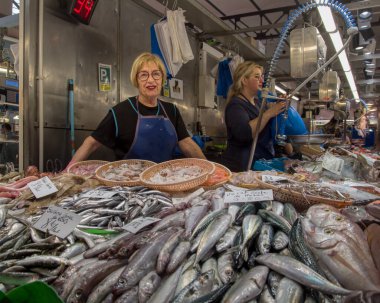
265, 101, 286, 118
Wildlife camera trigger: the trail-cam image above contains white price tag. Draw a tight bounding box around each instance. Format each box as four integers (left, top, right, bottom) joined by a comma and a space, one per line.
33, 206, 82, 239
224, 189, 273, 203
28, 176, 58, 199
322, 152, 344, 175
123, 217, 161, 234
262, 175, 288, 182
224, 184, 249, 191
172, 188, 205, 205
82, 190, 118, 199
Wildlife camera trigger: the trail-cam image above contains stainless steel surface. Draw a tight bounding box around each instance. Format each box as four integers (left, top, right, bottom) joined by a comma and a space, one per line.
288, 134, 334, 144
319, 70, 341, 102
290, 27, 325, 79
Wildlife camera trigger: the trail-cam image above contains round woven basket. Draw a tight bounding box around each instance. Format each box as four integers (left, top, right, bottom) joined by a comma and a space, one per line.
254, 176, 352, 211
67, 160, 109, 177
95, 159, 156, 186
201, 163, 232, 190
139, 158, 215, 192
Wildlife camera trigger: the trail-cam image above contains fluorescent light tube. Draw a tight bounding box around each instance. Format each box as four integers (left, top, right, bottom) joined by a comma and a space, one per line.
315, 2, 360, 101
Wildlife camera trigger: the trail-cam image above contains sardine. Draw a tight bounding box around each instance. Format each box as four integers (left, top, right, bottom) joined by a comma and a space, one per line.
216, 226, 241, 253
156, 229, 184, 274
217, 253, 236, 284
201, 258, 222, 289
241, 215, 262, 261
185, 205, 209, 238
114, 287, 138, 303
166, 241, 191, 274
258, 209, 291, 234
222, 266, 269, 303
257, 223, 273, 255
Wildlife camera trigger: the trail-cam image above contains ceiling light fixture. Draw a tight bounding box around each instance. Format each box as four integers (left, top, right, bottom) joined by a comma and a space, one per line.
315, 3, 359, 101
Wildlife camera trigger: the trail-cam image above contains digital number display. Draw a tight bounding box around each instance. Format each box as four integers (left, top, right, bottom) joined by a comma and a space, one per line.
68, 0, 99, 24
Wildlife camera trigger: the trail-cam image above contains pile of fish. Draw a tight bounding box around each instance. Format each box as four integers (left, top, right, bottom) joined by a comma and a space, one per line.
1, 184, 380, 303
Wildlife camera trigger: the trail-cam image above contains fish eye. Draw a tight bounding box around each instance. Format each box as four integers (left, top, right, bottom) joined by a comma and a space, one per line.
334, 216, 343, 221
352, 206, 359, 211
75, 290, 82, 297
324, 209, 330, 212
324, 228, 334, 234
118, 278, 126, 285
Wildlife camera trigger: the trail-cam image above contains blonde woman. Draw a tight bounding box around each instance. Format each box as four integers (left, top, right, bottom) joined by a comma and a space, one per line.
69, 52, 205, 164
222, 61, 286, 172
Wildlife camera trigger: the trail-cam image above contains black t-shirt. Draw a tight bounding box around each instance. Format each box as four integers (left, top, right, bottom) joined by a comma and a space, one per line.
221, 95, 274, 172
91, 97, 189, 160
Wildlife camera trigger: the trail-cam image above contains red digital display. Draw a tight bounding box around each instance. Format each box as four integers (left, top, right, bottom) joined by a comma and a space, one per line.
69, 0, 98, 24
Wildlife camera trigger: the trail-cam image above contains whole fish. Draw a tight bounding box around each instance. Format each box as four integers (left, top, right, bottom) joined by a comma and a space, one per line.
60, 243, 87, 259
66, 258, 127, 303
221, 266, 269, 303
190, 209, 225, 241
257, 223, 273, 255
255, 253, 352, 295
241, 215, 262, 261
366, 202, 380, 220
147, 264, 183, 303
156, 229, 184, 274
216, 226, 241, 253
194, 214, 232, 266
272, 231, 289, 251
217, 253, 236, 284
152, 211, 185, 232
175, 256, 199, 295
228, 205, 240, 223
166, 241, 191, 274
189, 283, 232, 303
201, 258, 222, 289
172, 269, 215, 303
275, 277, 304, 303
113, 230, 175, 295
185, 205, 209, 238
235, 204, 256, 225
211, 194, 225, 211
87, 266, 126, 303
302, 218, 380, 291
138, 271, 161, 303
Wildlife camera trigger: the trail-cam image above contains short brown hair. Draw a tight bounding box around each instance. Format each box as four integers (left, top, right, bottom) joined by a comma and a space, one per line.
130, 52, 167, 87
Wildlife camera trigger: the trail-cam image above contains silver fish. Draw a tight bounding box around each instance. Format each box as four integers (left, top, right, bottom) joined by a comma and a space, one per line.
152, 211, 185, 232
275, 277, 304, 303
216, 226, 241, 253
217, 253, 236, 284
255, 253, 352, 295
272, 231, 289, 251
166, 241, 191, 274
185, 205, 209, 238
194, 214, 232, 266
222, 266, 269, 303
87, 266, 126, 303
257, 223, 274, 255
201, 258, 222, 289
241, 215, 262, 261
114, 287, 138, 303
138, 271, 161, 303
156, 229, 183, 274
258, 285, 275, 303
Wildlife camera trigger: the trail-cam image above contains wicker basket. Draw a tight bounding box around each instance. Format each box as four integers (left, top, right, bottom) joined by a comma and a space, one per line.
139, 158, 215, 192
67, 160, 109, 177
201, 163, 232, 190
95, 159, 156, 186
254, 176, 352, 211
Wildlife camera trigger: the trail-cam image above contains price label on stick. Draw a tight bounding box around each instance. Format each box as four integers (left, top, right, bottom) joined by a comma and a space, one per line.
28, 176, 58, 199
322, 152, 344, 175
123, 217, 161, 234
82, 189, 118, 199
224, 189, 274, 203
33, 206, 82, 239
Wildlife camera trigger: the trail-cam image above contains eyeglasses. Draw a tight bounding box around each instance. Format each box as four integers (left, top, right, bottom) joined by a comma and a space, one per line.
138, 70, 162, 81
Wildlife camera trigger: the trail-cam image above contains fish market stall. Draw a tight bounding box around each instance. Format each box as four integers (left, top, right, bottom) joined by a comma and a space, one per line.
0, 157, 380, 303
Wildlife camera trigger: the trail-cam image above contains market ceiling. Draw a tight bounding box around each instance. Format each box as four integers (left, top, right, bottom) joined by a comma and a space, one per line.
149, 0, 380, 105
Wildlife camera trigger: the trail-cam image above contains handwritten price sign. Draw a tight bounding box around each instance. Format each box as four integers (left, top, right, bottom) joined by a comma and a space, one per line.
33, 206, 82, 238
224, 189, 274, 203
28, 176, 58, 199
123, 217, 161, 234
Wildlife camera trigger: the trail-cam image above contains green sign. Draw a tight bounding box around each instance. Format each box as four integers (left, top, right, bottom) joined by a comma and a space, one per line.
98, 63, 111, 91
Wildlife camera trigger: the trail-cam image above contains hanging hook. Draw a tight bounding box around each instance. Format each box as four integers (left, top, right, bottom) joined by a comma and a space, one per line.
162, 0, 169, 16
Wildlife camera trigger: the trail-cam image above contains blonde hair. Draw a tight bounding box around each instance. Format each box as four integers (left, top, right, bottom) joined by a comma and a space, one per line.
226, 61, 263, 103
130, 52, 167, 87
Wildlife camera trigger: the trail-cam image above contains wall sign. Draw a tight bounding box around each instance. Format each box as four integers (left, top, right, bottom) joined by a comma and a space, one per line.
98, 63, 112, 92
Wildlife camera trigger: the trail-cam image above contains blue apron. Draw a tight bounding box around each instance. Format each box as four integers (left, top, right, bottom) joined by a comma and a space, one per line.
122, 99, 178, 163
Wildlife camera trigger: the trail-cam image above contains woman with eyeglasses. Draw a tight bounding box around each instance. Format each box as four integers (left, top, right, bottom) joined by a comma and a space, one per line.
221, 61, 286, 172
69, 52, 205, 164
